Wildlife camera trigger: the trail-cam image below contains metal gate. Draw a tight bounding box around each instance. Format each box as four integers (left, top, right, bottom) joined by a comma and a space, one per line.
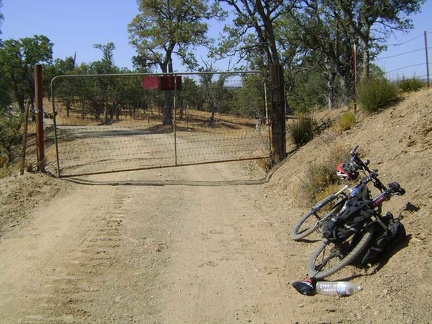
46, 71, 271, 177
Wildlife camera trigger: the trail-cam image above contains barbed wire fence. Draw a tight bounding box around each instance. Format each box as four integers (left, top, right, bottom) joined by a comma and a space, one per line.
375, 30, 431, 85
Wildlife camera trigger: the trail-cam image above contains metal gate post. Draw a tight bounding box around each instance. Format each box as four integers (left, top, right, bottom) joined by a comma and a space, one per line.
270, 64, 286, 163
35, 64, 45, 172
174, 75, 178, 166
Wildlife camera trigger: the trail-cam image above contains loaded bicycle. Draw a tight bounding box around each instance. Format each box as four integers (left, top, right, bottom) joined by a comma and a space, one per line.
306, 169, 405, 279
290, 146, 374, 241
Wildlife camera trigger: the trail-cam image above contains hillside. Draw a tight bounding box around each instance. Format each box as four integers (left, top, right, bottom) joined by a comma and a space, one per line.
0, 88, 431, 323
262, 87, 432, 322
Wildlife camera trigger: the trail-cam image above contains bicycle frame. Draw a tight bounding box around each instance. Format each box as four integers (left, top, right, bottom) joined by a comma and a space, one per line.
310, 185, 350, 213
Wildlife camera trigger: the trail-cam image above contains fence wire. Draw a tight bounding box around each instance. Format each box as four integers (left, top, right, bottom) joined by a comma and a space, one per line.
377, 31, 431, 81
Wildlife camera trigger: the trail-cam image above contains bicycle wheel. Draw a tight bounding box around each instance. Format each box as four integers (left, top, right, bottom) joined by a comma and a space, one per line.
290, 194, 347, 241
307, 225, 375, 279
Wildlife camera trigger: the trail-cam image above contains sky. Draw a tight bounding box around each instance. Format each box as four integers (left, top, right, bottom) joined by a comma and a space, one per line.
1, 0, 139, 69
375, 0, 432, 80
0, 0, 431, 78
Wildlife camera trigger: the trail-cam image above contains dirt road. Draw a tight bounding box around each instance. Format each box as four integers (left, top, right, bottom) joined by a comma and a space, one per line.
0, 162, 307, 323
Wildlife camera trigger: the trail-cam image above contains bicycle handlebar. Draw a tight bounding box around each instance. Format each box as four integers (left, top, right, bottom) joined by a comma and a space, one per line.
350, 145, 359, 155
387, 182, 405, 195
371, 181, 405, 207
349, 146, 371, 173
360, 171, 386, 192
342, 146, 405, 196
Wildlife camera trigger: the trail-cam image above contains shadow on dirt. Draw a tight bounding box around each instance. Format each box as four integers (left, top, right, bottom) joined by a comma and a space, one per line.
334, 235, 412, 282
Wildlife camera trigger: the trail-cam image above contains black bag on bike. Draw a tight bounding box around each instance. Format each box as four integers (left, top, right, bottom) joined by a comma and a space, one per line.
321, 188, 373, 243
359, 213, 406, 265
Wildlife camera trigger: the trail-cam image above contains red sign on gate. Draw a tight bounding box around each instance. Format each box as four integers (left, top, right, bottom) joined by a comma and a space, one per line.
142, 76, 160, 89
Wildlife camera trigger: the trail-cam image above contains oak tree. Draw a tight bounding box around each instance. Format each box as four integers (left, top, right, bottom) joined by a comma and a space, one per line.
0, 35, 53, 113
128, 0, 226, 125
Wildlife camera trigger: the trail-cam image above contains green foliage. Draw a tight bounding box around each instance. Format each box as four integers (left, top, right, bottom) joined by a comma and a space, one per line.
0, 166, 9, 178
0, 108, 23, 161
0, 35, 53, 113
0, 72, 12, 110
338, 111, 355, 131
198, 68, 231, 121
129, 0, 226, 125
397, 77, 425, 93
358, 78, 399, 113
129, 0, 226, 72
289, 115, 314, 147
180, 77, 204, 111
286, 67, 328, 113
234, 73, 266, 118
219, 0, 424, 110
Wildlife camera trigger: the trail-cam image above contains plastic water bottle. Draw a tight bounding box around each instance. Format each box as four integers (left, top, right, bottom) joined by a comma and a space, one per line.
315, 281, 362, 296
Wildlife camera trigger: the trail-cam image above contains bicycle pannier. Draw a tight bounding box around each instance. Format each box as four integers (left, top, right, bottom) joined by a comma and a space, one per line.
360, 213, 406, 265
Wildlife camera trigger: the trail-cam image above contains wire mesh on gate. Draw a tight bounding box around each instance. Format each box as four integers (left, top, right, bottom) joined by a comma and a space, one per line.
46, 71, 270, 177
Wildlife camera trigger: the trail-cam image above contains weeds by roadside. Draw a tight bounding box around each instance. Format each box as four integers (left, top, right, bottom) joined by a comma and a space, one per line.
288, 114, 315, 147
299, 144, 349, 205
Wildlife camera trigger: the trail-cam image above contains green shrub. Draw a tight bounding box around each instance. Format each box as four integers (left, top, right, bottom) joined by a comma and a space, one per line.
289, 114, 314, 147
397, 77, 425, 93
358, 78, 399, 113
0, 148, 8, 168
338, 111, 355, 131
0, 110, 23, 160
0, 166, 10, 179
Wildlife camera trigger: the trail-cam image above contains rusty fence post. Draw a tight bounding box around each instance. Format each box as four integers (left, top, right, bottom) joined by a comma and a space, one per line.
35, 64, 45, 172
270, 64, 286, 163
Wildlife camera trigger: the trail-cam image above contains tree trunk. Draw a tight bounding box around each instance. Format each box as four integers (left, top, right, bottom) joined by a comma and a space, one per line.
161, 57, 174, 126
325, 58, 336, 109
103, 101, 109, 124
163, 91, 173, 125
18, 96, 26, 114
333, 61, 349, 105
66, 100, 71, 117
360, 37, 370, 81
210, 102, 216, 123
327, 71, 336, 109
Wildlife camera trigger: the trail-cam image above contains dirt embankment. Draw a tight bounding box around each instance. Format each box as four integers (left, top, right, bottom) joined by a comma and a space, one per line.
263, 88, 432, 322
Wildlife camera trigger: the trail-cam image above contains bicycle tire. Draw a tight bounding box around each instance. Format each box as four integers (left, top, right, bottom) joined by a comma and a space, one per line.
290, 194, 347, 241
307, 225, 375, 279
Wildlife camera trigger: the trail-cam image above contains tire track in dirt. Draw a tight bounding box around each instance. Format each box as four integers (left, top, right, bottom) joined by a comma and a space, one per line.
0, 181, 129, 323
41, 187, 127, 322
0, 182, 103, 323
38, 178, 177, 323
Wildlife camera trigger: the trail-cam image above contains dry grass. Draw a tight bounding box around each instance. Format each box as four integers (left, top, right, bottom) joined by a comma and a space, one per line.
49, 98, 258, 133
